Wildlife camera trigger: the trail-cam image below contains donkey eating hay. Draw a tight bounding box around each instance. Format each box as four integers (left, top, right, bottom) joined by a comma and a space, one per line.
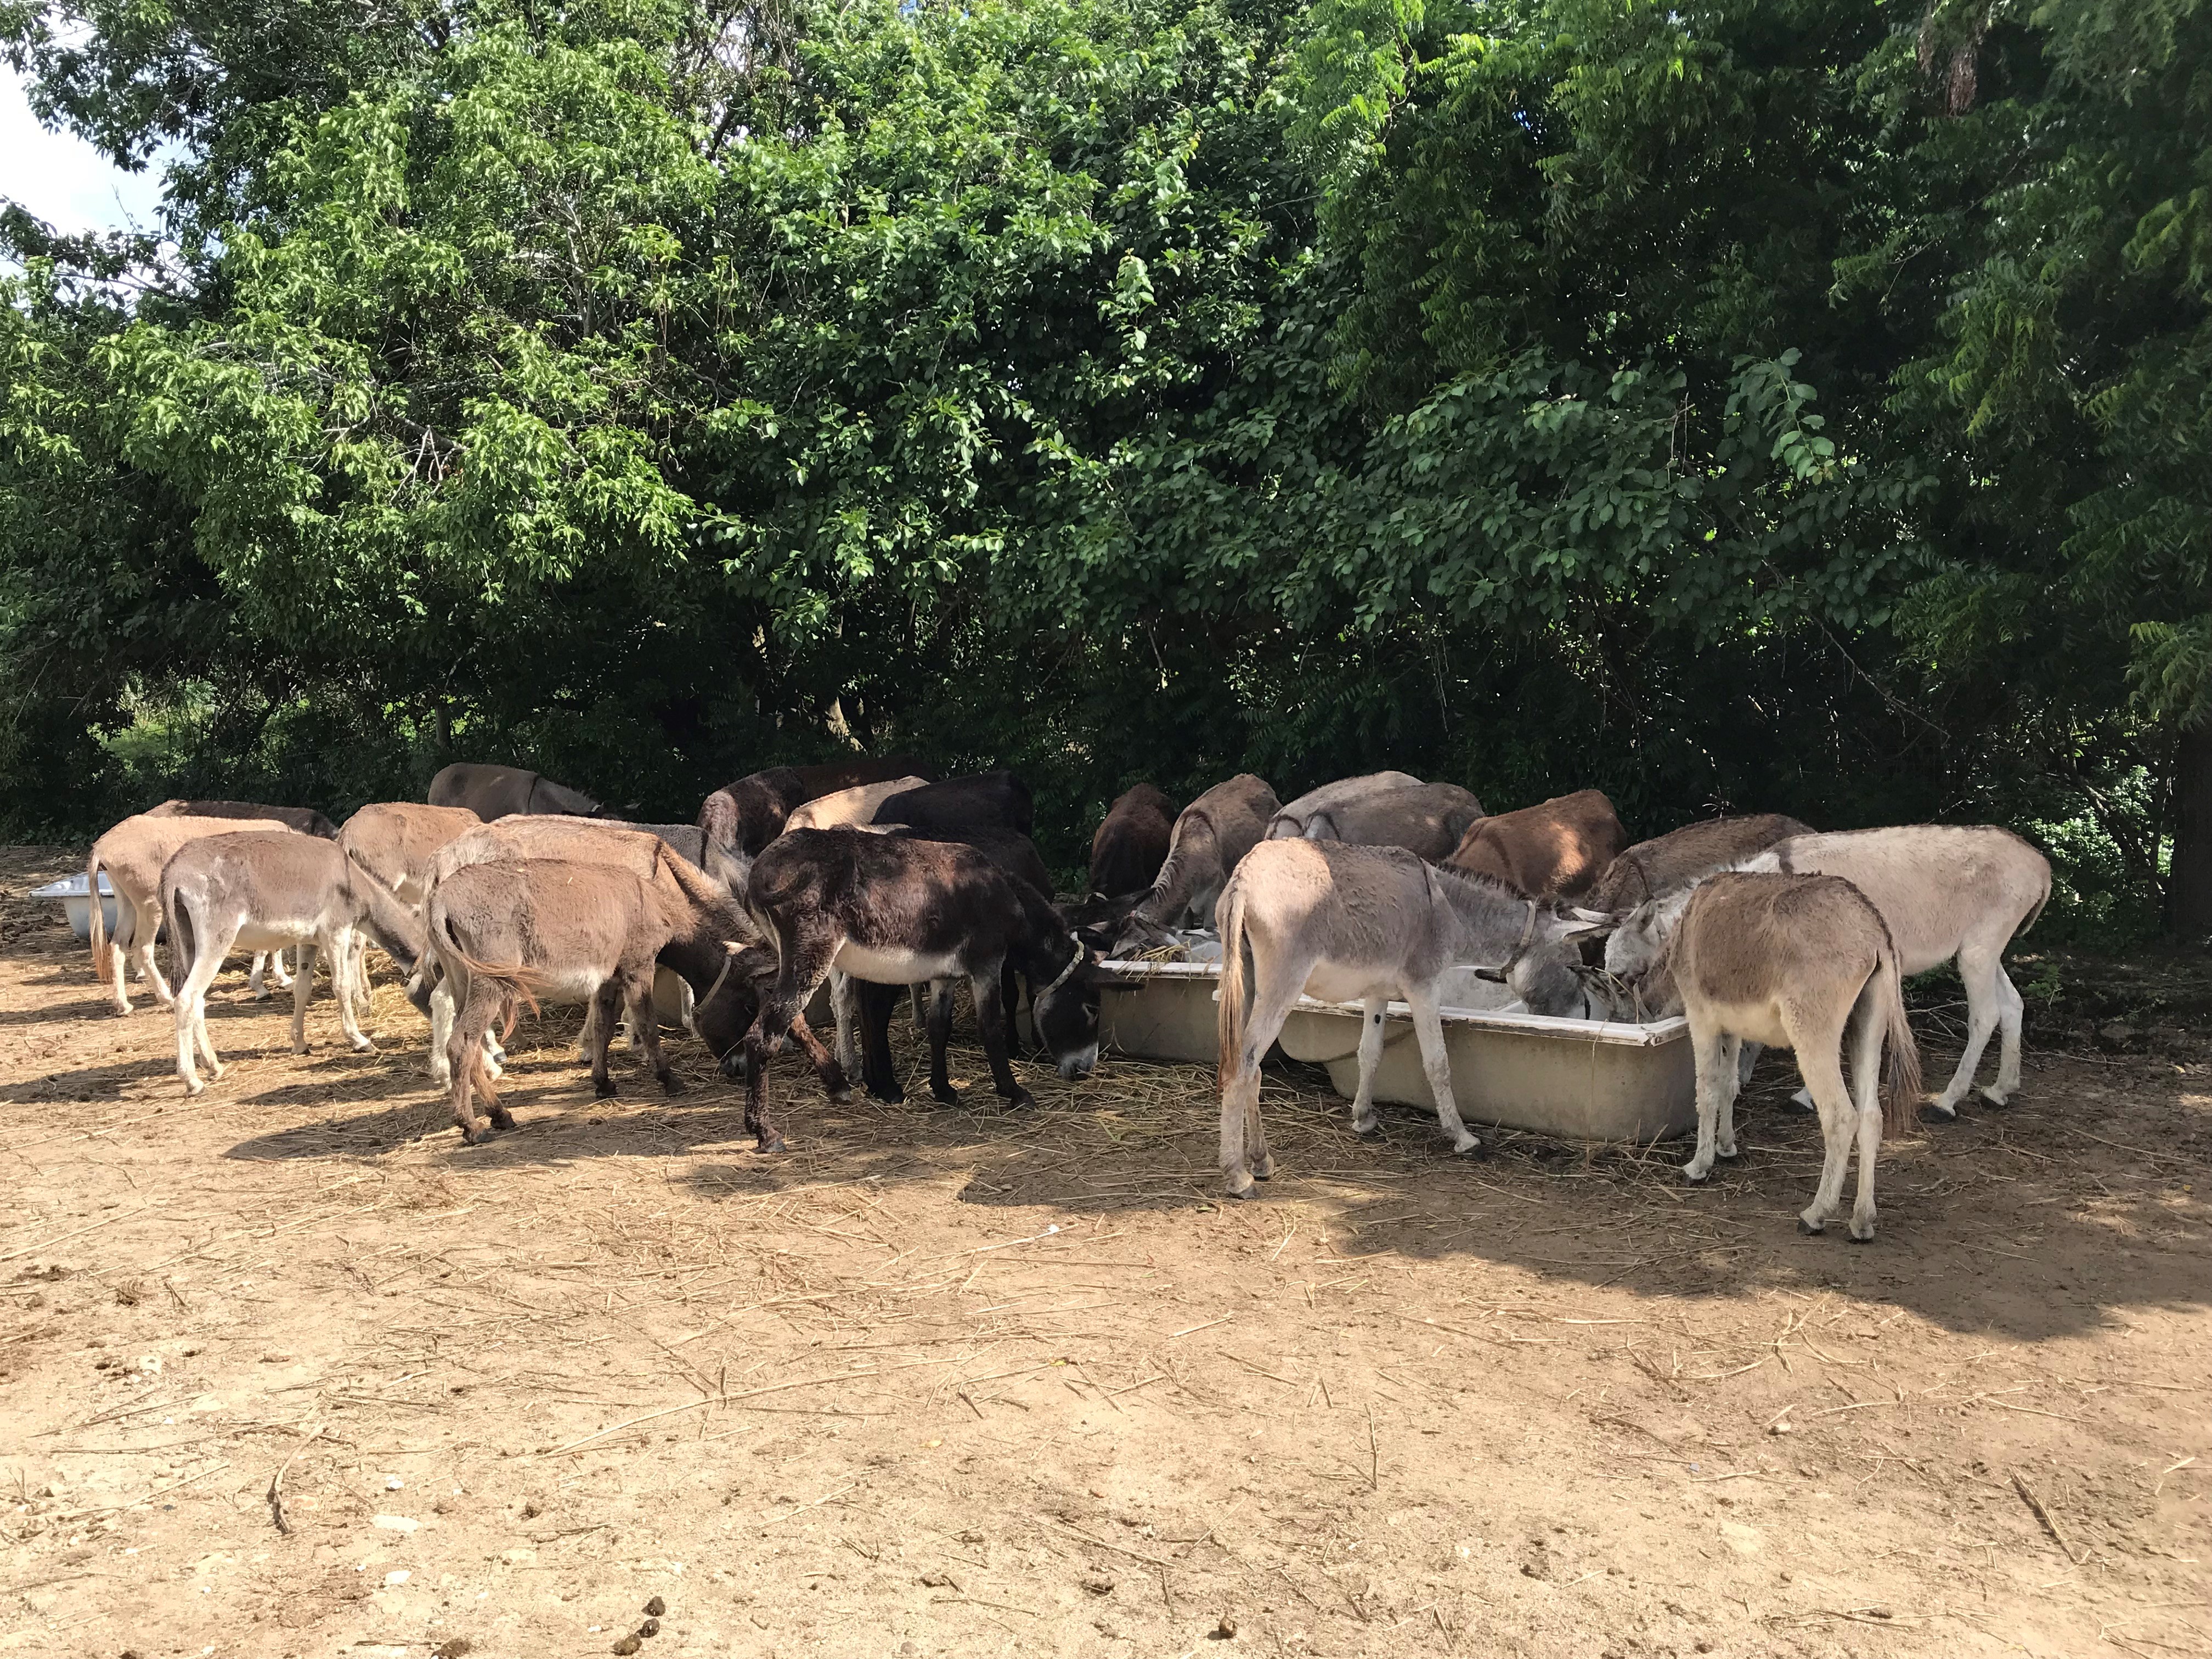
1214, 839, 1609, 1197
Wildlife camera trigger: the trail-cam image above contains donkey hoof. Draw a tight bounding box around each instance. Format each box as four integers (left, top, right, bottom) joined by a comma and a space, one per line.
659, 1073, 687, 1097
1796, 1216, 1824, 1235
1451, 1136, 1484, 1160
1846, 1227, 1875, 1245
1223, 1173, 1257, 1201
1006, 1088, 1037, 1111
1917, 1102, 1959, 1125
1251, 1156, 1276, 1181
593, 1079, 619, 1099
1352, 1114, 1381, 1139
1716, 1144, 1741, 1163
929, 1083, 962, 1107
1977, 1086, 2012, 1109
1681, 1164, 1711, 1185
756, 1134, 787, 1155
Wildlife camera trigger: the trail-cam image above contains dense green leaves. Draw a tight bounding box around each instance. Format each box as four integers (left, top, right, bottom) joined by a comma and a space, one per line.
1, 0, 2205, 933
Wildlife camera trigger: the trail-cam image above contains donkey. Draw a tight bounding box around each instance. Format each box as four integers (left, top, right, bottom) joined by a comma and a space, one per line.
1733, 826, 2051, 1118
161, 833, 427, 1096
1090, 783, 1178, 899
877, 771, 1034, 837
1624, 873, 1922, 1240
1264, 772, 1424, 840
1215, 838, 1610, 1196
1584, 812, 1813, 912
733, 830, 1097, 1151
420, 819, 754, 1082
145, 801, 337, 991
783, 777, 932, 832
148, 799, 340, 839
428, 762, 605, 819
86, 813, 296, 1013
427, 853, 811, 1143
522, 815, 750, 895
698, 757, 936, 855
1296, 782, 1486, 861
337, 803, 485, 906
1446, 789, 1627, 899
1125, 774, 1280, 934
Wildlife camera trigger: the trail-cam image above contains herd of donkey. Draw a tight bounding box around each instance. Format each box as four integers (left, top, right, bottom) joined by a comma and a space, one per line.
71, 757, 2053, 1242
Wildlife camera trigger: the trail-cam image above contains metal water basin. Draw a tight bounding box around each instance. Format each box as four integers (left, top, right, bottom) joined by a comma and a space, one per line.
30, 873, 119, 943
1094, 958, 1696, 1143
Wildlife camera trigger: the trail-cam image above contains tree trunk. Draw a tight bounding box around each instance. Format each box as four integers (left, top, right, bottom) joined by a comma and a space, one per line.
2169, 718, 2212, 941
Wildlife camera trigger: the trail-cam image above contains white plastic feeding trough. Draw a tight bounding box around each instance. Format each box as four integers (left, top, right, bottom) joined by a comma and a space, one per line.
30, 873, 119, 943
1096, 957, 1697, 1143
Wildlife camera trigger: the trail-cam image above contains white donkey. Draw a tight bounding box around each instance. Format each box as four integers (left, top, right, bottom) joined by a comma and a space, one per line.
1215, 838, 1607, 1196
1728, 826, 2049, 1117
1610, 873, 1922, 1240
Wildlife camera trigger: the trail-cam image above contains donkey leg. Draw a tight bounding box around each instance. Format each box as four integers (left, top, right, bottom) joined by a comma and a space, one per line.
1349, 997, 1388, 1136
1682, 1025, 1730, 1182
103, 900, 134, 1014
1793, 1037, 1857, 1234
740, 1029, 785, 1153
1985, 961, 2025, 1105
134, 898, 178, 1009
1845, 995, 1888, 1242
852, 979, 903, 1104
588, 981, 623, 1097
1714, 1034, 1743, 1160
248, 952, 269, 1000
972, 969, 1031, 1109
331, 931, 371, 1052
174, 943, 225, 1096
1407, 993, 1479, 1156
830, 970, 865, 1079
428, 974, 456, 1084
1932, 944, 2003, 1115
628, 972, 680, 1095
926, 981, 958, 1104
1220, 957, 1311, 1197
289, 942, 319, 1054
785, 1011, 851, 1105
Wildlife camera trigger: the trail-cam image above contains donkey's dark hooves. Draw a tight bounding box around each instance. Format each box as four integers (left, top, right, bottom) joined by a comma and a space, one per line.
1717, 1147, 1742, 1162
1977, 1088, 2012, 1110
1846, 1231, 1874, 1245
869, 1085, 907, 1107
756, 1135, 787, 1155
1681, 1169, 1710, 1186
929, 1085, 961, 1107
1917, 1103, 1958, 1125
659, 1074, 687, 1097
1796, 1217, 1823, 1235
827, 1086, 854, 1105
1452, 1139, 1486, 1160
1006, 1088, 1038, 1111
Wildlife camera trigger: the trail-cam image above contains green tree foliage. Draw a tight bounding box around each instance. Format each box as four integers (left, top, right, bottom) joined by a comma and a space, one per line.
1, 0, 2204, 933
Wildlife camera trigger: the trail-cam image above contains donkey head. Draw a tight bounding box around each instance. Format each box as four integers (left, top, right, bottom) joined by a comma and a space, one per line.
1032, 937, 1102, 1080
1470, 905, 1622, 1019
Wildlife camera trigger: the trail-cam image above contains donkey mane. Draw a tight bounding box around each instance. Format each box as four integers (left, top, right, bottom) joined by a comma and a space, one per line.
1426, 859, 1581, 917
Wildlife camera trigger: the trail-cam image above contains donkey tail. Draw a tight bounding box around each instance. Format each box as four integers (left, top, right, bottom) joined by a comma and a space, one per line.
1872, 938, 1922, 1136
87, 843, 112, 983
1215, 876, 1251, 1086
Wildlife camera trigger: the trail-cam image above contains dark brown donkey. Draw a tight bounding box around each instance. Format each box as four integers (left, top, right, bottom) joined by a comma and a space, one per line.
731, 831, 1097, 1150
1090, 783, 1178, 899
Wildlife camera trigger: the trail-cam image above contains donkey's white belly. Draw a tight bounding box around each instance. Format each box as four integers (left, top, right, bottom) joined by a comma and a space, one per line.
1302, 962, 1402, 1006
836, 942, 963, 986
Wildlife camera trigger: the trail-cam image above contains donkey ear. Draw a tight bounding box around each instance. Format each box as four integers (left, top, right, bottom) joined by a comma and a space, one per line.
1561, 921, 1614, 944
1470, 965, 1508, 984
1567, 906, 1615, 926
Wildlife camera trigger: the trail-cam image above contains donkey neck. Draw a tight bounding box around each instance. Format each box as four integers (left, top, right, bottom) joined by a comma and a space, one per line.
1432, 868, 1559, 962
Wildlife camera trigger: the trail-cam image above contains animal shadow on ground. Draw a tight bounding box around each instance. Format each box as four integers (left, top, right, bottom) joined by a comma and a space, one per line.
208, 977, 2212, 1350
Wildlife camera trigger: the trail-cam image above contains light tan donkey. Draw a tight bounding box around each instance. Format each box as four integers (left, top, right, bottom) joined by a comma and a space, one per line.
85, 812, 294, 1013
1214, 839, 1608, 1197
782, 777, 932, 832
161, 832, 428, 1095
1735, 826, 2050, 1116
1624, 873, 1922, 1242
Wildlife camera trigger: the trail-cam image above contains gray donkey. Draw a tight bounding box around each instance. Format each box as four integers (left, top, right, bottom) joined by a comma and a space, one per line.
1214, 839, 1608, 1196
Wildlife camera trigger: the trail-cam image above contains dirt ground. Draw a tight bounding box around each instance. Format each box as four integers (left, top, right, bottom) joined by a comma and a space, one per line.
3, 844, 2208, 1659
